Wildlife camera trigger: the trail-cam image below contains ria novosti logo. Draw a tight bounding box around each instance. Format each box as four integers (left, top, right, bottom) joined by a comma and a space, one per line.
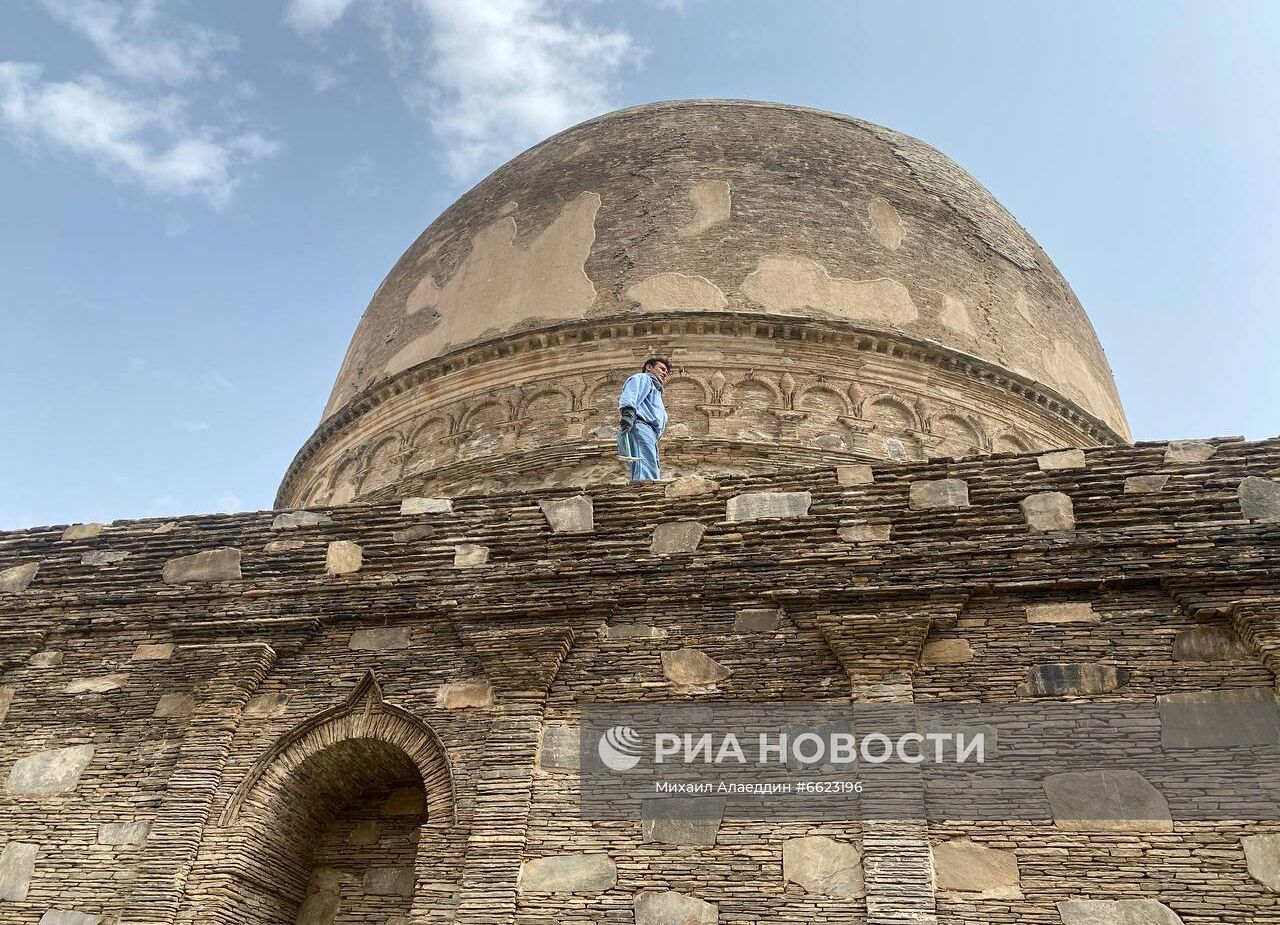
592, 725, 988, 773
597, 725, 645, 771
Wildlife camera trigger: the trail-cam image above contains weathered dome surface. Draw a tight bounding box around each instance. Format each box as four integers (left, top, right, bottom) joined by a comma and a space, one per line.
280, 100, 1129, 508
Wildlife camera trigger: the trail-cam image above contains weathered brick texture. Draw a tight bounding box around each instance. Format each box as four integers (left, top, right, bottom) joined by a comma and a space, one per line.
0, 438, 1278, 923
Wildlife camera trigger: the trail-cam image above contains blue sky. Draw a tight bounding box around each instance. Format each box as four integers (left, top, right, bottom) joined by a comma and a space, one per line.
1, 0, 1277, 530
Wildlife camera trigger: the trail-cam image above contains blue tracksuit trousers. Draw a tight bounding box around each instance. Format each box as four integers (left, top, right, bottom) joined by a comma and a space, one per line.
618, 422, 661, 481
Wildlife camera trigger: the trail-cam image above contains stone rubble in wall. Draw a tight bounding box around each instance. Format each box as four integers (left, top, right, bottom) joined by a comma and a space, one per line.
0, 437, 1276, 922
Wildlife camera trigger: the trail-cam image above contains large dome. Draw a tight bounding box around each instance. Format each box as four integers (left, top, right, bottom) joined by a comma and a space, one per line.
279, 100, 1129, 508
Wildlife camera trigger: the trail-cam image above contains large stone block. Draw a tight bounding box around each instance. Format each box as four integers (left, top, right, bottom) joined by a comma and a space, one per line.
271, 510, 334, 530
838, 521, 891, 543
836, 464, 874, 486
1125, 474, 1170, 494
39, 911, 103, 925
603, 621, 667, 639
666, 475, 719, 498
453, 544, 490, 568
436, 679, 493, 709
1164, 440, 1216, 464
539, 495, 594, 533
400, 497, 453, 515
1158, 688, 1280, 748
153, 693, 195, 718
921, 639, 973, 665
65, 674, 127, 694
325, 540, 363, 576
519, 853, 616, 892
6, 744, 95, 795
933, 837, 1022, 899
162, 547, 241, 583
539, 724, 580, 770
393, 525, 433, 543
243, 692, 290, 718
363, 866, 415, 896
726, 491, 812, 522
1057, 899, 1185, 925
97, 820, 151, 846
296, 891, 340, 925
1043, 770, 1172, 832
61, 522, 104, 540
642, 797, 725, 845
651, 520, 706, 555
1172, 625, 1249, 661
1020, 492, 1075, 532
1037, 449, 1086, 471
1242, 833, 1280, 892
131, 643, 175, 661
309, 867, 354, 894
81, 549, 128, 566
349, 626, 412, 651
263, 538, 306, 554
908, 479, 969, 510
0, 841, 37, 900
1021, 663, 1129, 696
782, 835, 865, 898
661, 648, 731, 689
735, 608, 782, 633
635, 890, 718, 925
1026, 602, 1100, 624
0, 562, 39, 593
1239, 476, 1280, 521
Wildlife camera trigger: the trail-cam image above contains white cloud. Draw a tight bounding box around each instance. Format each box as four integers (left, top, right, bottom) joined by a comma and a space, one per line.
287, 0, 636, 180
0, 63, 277, 207
0, 2, 274, 207
285, 0, 361, 32
38, 0, 238, 85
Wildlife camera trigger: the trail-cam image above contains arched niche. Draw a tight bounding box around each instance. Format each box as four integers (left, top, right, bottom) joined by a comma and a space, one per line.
188, 673, 460, 925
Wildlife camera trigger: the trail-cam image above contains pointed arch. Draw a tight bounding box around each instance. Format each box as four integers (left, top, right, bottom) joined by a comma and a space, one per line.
516, 387, 572, 442
460, 400, 507, 432
358, 433, 407, 495
864, 394, 921, 431
220, 671, 455, 828
724, 373, 784, 408
993, 428, 1032, 454
409, 414, 455, 448
662, 373, 711, 437
187, 673, 462, 925
325, 451, 363, 505
797, 384, 850, 416
932, 413, 984, 456
516, 386, 573, 419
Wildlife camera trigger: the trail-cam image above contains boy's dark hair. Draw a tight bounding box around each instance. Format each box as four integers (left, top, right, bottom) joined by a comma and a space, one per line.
642, 356, 671, 372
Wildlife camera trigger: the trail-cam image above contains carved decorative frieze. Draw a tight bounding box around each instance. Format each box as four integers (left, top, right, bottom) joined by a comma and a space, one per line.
279, 314, 1121, 508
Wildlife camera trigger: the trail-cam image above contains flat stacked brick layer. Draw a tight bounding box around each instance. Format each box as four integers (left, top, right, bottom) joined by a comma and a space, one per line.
1, 437, 1279, 924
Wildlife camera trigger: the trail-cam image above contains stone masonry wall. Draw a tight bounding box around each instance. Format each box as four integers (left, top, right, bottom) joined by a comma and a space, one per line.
1, 436, 1279, 924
